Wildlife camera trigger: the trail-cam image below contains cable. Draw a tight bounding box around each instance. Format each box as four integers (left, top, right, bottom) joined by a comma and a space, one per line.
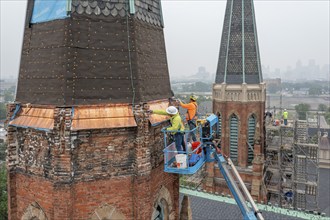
126, 2, 136, 112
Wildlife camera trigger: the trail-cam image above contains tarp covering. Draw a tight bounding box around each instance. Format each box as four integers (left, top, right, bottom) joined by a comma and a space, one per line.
31, 0, 70, 24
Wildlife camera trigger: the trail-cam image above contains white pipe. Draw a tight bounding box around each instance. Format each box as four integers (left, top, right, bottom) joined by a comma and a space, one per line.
227, 158, 264, 220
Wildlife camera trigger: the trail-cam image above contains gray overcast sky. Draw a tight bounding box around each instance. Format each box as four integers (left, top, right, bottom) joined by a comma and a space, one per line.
1, 0, 329, 79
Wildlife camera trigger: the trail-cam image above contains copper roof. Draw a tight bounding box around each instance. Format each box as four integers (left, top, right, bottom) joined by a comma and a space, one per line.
71, 105, 137, 130
9, 107, 54, 130
148, 100, 170, 126
8, 100, 169, 131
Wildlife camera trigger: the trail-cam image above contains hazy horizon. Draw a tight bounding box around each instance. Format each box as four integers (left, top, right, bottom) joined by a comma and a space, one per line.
1, 0, 329, 80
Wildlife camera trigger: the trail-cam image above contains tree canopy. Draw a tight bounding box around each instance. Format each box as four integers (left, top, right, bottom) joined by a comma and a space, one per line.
295, 103, 311, 120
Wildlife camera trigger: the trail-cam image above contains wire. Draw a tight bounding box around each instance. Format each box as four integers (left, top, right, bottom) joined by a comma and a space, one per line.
126, 2, 136, 112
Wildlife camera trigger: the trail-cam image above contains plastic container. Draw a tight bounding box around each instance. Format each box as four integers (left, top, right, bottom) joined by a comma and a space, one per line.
175, 154, 187, 169
192, 141, 201, 154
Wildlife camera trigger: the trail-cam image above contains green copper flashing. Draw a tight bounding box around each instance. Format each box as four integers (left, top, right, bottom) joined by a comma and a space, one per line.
129, 0, 135, 14
67, 0, 72, 13
251, 0, 262, 82
159, 0, 164, 27
180, 188, 329, 220
224, 0, 234, 83
242, 0, 245, 83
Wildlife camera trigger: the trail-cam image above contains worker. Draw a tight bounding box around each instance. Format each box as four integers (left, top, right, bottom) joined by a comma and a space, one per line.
282, 109, 288, 126
265, 110, 273, 125
150, 106, 186, 152
179, 95, 198, 142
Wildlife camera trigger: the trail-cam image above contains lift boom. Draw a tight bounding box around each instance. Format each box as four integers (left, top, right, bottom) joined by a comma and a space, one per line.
213, 152, 264, 220
162, 113, 264, 220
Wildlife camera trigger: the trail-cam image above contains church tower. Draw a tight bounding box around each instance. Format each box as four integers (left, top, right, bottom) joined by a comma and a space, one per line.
206, 0, 266, 201
6, 0, 179, 219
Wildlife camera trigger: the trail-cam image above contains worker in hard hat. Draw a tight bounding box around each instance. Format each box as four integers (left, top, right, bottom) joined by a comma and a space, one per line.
150, 106, 186, 152
282, 109, 288, 126
179, 95, 198, 142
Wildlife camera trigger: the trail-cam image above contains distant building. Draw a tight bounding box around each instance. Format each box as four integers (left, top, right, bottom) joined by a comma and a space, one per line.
191, 66, 212, 82
264, 78, 281, 91
292, 88, 309, 95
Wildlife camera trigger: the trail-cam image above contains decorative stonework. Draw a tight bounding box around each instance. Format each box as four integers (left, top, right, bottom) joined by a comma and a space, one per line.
154, 186, 173, 214
90, 204, 126, 220
213, 83, 266, 102
21, 202, 48, 220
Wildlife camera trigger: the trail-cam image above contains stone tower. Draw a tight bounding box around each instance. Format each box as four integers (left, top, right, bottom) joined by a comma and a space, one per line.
206, 0, 266, 201
6, 0, 179, 219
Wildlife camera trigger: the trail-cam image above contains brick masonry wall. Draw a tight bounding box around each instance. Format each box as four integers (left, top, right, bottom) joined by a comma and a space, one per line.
6, 103, 179, 219
71, 128, 137, 180
213, 101, 265, 167
11, 169, 179, 220
209, 100, 265, 201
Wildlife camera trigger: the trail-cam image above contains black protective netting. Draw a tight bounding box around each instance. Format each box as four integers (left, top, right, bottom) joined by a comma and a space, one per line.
16, 1, 172, 106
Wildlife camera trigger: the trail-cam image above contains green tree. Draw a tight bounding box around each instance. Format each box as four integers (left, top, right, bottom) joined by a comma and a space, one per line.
0, 103, 6, 120
194, 82, 212, 92
0, 164, 7, 219
325, 107, 330, 125
309, 87, 322, 95
4, 91, 14, 102
267, 84, 280, 94
0, 143, 6, 161
325, 112, 330, 125
295, 103, 311, 120
318, 104, 328, 112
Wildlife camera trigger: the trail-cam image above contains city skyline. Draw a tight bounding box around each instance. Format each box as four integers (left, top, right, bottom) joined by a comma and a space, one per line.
1, 0, 329, 80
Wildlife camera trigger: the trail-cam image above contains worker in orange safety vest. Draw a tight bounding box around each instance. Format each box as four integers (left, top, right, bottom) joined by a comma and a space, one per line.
179, 95, 198, 142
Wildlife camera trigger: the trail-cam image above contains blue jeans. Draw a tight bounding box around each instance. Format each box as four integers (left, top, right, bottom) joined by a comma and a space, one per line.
284, 119, 288, 125
174, 132, 186, 152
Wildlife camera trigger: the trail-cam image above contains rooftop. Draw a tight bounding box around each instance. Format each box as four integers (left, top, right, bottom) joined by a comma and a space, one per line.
180, 188, 328, 219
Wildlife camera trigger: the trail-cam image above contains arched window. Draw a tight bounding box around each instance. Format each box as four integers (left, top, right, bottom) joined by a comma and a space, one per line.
151, 186, 172, 220
152, 199, 169, 220
21, 202, 47, 220
230, 114, 238, 162
247, 115, 256, 163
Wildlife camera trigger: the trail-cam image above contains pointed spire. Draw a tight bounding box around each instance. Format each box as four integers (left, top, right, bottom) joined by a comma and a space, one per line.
180, 194, 193, 220
215, 0, 263, 84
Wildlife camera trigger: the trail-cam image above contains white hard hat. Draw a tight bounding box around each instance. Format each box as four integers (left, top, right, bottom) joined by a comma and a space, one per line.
284, 109, 287, 111
166, 106, 178, 115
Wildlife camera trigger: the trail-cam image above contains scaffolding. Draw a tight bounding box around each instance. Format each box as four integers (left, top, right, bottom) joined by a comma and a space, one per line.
293, 120, 319, 211
264, 120, 319, 211
264, 124, 294, 208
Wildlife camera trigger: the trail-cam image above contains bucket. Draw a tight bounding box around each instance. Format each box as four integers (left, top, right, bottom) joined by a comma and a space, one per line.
192, 141, 201, 154
175, 154, 187, 169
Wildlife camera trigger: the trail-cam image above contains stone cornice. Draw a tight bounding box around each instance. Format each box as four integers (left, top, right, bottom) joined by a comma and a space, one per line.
213, 83, 266, 102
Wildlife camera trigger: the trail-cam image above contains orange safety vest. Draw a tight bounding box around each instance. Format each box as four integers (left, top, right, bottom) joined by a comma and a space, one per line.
180, 102, 198, 121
